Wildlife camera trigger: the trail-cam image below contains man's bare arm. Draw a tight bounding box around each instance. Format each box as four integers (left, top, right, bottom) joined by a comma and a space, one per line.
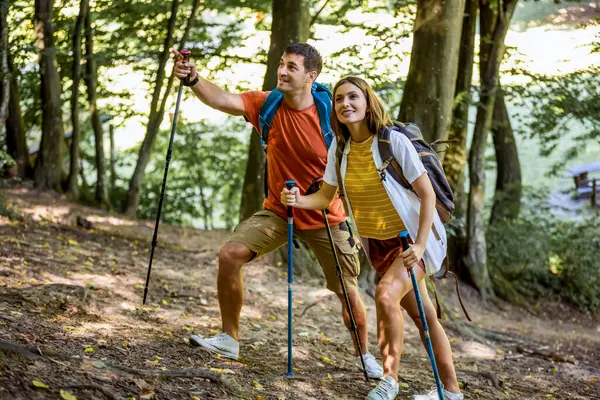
172, 49, 246, 116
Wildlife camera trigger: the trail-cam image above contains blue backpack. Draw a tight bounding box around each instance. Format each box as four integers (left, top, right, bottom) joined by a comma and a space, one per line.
257, 82, 334, 198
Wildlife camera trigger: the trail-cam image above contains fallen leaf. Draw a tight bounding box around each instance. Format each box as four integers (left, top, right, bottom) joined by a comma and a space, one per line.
84, 347, 94, 353
133, 378, 150, 390
253, 380, 264, 389
60, 390, 78, 400
399, 382, 409, 389
32, 380, 49, 389
68, 239, 78, 246
161, 299, 169, 306
92, 360, 106, 369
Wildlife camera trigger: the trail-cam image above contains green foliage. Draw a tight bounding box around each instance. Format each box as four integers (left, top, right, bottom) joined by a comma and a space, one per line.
0, 189, 21, 220
0, 150, 16, 171
488, 188, 600, 311
505, 26, 600, 176
137, 119, 249, 229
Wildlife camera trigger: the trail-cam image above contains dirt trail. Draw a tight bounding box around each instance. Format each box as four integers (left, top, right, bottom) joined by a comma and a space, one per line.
0, 186, 599, 399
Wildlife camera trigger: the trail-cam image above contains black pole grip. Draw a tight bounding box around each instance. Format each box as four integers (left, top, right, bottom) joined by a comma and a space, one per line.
181, 49, 191, 62
399, 230, 410, 251
285, 180, 296, 218
180, 49, 191, 84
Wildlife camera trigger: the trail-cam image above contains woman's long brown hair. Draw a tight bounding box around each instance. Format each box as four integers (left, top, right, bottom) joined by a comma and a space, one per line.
330, 76, 393, 148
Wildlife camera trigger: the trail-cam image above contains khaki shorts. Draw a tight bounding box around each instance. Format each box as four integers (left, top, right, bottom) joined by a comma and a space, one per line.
227, 209, 360, 294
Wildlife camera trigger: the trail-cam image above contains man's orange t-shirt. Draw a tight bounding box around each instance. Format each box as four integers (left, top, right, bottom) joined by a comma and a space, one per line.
240, 91, 346, 230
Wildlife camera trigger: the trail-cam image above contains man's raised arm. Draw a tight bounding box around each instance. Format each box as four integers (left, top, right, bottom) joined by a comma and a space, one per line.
172, 49, 246, 116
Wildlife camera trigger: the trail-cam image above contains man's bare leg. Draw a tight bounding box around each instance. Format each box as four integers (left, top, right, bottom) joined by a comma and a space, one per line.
217, 241, 254, 341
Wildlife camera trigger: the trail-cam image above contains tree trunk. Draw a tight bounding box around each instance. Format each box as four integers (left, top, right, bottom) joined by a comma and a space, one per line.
33, 0, 65, 191
5, 54, 29, 178
239, 0, 310, 222
240, 0, 316, 274
66, 0, 88, 200
0, 0, 8, 130
123, 0, 180, 216
490, 86, 521, 223
155, 0, 201, 130
444, 0, 477, 281
84, 11, 109, 208
444, 0, 477, 216
109, 124, 116, 190
397, 0, 466, 145
465, 0, 518, 298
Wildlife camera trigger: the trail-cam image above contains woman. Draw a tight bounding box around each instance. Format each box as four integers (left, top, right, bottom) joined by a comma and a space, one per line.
280, 76, 463, 400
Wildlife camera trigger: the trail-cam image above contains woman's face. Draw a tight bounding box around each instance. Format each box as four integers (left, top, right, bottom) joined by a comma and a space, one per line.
334, 82, 368, 126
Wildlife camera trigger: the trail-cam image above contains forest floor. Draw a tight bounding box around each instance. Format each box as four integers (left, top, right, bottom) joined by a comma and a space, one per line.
1, 184, 599, 400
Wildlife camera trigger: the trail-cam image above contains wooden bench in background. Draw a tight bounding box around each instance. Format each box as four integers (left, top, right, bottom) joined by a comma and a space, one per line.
566, 162, 600, 208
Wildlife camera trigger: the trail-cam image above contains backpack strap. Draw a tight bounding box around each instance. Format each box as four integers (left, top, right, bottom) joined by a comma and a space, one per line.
377, 125, 411, 189
258, 89, 284, 148
428, 258, 471, 321
312, 83, 334, 148
334, 138, 370, 258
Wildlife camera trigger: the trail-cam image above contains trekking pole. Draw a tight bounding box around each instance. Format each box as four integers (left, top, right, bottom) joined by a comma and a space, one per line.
399, 231, 443, 400
142, 49, 191, 305
285, 179, 296, 377
321, 209, 369, 383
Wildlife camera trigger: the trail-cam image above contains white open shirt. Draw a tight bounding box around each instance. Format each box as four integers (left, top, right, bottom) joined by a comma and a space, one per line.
323, 133, 447, 275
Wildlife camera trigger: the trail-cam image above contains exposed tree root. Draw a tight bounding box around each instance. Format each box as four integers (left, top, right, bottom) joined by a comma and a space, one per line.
0, 340, 243, 397
0, 340, 44, 360
515, 345, 574, 364
298, 293, 335, 319
458, 368, 502, 388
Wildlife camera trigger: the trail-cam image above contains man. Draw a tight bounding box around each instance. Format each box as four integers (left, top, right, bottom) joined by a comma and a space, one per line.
172, 43, 382, 378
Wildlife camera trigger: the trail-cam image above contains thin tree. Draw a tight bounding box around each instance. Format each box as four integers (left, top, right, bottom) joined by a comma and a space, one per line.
124, 0, 180, 216
5, 54, 29, 178
67, 0, 89, 199
490, 85, 521, 223
0, 0, 8, 131
33, 0, 65, 191
84, 10, 110, 208
465, 0, 518, 298
444, 0, 478, 216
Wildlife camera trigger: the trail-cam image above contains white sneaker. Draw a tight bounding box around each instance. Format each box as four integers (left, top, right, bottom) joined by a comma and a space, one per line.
367, 376, 399, 400
189, 333, 239, 360
356, 352, 384, 379
414, 386, 464, 400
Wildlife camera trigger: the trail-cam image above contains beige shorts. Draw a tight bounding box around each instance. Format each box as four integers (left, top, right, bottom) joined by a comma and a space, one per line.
227, 209, 360, 294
